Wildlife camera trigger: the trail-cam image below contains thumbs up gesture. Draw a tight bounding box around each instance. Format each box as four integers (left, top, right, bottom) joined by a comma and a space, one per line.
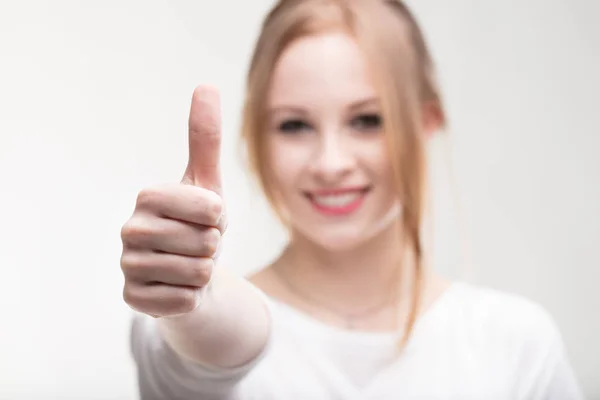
121, 86, 225, 318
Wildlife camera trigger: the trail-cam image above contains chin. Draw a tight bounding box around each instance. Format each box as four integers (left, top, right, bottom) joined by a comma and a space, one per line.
316, 237, 362, 253
288, 203, 401, 252
300, 225, 372, 253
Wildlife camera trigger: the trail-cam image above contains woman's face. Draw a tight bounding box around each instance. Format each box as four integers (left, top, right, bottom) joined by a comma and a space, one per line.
266, 32, 400, 251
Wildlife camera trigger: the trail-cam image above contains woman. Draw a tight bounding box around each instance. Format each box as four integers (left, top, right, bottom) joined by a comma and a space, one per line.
120, 1, 583, 399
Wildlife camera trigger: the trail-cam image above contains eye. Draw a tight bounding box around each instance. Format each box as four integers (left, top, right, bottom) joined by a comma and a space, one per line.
278, 119, 311, 134
351, 113, 382, 131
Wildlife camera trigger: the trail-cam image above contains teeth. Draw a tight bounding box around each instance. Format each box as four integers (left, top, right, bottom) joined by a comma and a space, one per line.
312, 193, 362, 207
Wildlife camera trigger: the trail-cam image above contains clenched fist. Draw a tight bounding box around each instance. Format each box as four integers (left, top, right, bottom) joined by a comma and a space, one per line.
121, 86, 226, 318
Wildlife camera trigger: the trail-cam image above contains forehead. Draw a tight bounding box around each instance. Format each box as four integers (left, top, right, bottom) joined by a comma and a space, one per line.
268, 32, 377, 108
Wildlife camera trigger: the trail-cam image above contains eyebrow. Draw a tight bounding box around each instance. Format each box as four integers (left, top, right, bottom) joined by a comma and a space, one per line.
349, 96, 380, 111
269, 96, 380, 116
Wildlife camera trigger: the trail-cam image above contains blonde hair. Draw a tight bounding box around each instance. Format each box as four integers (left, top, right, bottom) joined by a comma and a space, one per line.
241, 0, 447, 347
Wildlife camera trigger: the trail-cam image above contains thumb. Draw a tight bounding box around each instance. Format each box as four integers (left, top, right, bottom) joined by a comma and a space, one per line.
182, 85, 222, 194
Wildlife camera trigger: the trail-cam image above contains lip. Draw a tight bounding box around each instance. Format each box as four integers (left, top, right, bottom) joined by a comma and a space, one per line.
307, 186, 370, 196
304, 186, 371, 216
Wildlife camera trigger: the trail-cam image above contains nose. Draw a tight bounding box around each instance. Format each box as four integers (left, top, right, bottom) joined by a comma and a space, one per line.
309, 132, 355, 183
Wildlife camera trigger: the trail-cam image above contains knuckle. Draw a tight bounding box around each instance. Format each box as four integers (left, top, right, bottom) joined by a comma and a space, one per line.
200, 119, 220, 138
205, 192, 223, 223
191, 188, 222, 224
119, 252, 131, 272
203, 227, 221, 256
122, 283, 140, 308
120, 220, 134, 241
120, 252, 144, 275
175, 289, 197, 313
190, 258, 213, 286
120, 218, 153, 246
136, 186, 162, 209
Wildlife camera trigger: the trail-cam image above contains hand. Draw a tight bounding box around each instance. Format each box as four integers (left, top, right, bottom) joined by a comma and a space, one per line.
121, 86, 225, 318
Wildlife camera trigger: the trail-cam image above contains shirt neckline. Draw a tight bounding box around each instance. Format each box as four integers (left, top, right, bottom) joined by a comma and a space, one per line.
266, 281, 464, 343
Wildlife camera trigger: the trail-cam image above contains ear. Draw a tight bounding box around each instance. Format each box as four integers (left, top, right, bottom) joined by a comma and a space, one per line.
421, 101, 444, 138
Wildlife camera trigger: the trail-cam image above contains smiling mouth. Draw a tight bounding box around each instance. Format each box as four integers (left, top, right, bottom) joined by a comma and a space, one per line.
304, 187, 371, 216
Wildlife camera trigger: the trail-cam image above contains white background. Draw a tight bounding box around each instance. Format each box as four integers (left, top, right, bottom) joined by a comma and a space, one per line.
0, 0, 598, 398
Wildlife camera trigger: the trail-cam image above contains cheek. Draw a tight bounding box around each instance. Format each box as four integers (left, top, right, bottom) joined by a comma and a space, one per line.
358, 138, 393, 182
266, 138, 307, 194
376, 155, 394, 186
359, 140, 397, 209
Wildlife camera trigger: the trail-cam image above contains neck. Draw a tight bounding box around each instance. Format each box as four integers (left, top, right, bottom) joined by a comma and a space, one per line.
275, 220, 409, 314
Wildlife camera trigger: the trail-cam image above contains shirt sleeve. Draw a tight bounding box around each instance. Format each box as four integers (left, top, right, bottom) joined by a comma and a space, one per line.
539, 352, 585, 400
514, 304, 585, 400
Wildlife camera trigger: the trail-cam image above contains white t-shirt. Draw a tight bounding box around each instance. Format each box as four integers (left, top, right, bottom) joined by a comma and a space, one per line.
130, 282, 584, 400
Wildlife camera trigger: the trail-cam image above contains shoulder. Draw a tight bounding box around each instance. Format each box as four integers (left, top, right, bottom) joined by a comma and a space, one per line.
446, 283, 584, 397
449, 283, 584, 398
420, 282, 583, 399
452, 282, 560, 333
447, 282, 564, 357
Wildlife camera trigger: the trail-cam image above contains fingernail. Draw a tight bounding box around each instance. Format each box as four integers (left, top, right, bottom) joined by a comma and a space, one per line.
213, 239, 222, 260
195, 287, 206, 309
217, 213, 227, 234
